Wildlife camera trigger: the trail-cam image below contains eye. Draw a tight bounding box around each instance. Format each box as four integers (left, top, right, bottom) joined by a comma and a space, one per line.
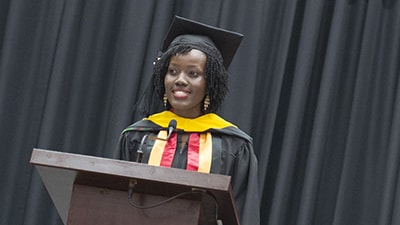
188, 70, 201, 77
167, 68, 177, 76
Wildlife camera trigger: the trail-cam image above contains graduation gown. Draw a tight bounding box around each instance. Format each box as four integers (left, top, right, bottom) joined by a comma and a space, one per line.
115, 111, 260, 225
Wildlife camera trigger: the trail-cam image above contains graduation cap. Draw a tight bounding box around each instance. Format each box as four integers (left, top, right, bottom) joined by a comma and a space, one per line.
161, 16, 244, 69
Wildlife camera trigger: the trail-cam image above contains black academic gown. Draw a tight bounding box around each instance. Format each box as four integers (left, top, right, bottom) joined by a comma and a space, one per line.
115, 111, 260, 225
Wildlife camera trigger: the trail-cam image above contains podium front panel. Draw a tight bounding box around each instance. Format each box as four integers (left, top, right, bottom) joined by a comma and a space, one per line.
68, 184, 202, 225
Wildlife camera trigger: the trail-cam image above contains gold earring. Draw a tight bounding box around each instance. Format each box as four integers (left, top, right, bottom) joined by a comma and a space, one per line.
203, 95, 210, 112
163, 94, 168, 107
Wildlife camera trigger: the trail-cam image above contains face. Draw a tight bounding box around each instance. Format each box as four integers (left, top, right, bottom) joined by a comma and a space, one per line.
164, 49, 207, 118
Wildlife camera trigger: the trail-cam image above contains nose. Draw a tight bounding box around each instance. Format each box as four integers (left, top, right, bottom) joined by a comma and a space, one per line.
174, 72, 188, 86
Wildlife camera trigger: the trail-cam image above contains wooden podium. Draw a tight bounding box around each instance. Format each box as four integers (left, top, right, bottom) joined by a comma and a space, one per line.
30, 148, 240, 225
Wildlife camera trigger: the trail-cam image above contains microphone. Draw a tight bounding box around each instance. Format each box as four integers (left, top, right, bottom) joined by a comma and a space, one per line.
166, 119, 177, 140
135, 134, 148, 163
135, 119, 177, 163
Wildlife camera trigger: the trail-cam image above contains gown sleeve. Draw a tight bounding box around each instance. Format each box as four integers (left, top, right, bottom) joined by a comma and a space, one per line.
230, 140, 260, 225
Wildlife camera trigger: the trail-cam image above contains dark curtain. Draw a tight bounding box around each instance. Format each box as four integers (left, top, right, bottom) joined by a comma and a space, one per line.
1, 0, 399, 224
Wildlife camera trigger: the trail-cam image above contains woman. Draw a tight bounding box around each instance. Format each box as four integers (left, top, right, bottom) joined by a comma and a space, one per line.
115, 16, 260, 225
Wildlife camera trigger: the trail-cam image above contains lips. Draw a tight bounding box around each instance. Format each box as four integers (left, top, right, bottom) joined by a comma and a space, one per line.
172, 90, 190, 99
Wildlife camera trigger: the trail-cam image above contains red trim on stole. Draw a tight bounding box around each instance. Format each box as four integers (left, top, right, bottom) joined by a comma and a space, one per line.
186, 133, 200, 171
160, 133, 177, 167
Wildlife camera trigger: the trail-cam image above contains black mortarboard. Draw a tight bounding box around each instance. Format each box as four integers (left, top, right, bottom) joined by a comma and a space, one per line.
161, 16, 244, 69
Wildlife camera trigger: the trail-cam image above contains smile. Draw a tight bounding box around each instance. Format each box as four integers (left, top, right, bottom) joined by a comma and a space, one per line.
173, 90, 190, 98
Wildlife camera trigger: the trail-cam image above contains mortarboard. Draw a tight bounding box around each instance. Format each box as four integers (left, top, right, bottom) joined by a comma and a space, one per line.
161, 16, 244, 69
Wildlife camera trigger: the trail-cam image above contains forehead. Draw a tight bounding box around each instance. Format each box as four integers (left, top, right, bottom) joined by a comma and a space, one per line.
169, 49, 207, 65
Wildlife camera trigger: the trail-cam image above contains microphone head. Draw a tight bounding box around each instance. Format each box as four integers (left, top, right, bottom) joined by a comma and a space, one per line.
166, 119, 177, 140
169, 119, 177, 129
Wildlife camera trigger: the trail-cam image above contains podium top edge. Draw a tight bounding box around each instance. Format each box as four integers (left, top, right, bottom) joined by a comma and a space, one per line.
30, 148, 232, 191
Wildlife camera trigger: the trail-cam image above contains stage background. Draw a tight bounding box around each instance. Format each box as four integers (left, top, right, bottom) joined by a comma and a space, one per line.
1, 0, 399, 224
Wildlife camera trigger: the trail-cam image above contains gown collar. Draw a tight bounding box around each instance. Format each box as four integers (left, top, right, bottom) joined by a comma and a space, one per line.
146, 111, 237, 132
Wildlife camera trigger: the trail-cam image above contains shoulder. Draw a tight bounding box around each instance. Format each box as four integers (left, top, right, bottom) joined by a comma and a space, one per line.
207, 114, 253, 144
121, 119, 162, 134
210, 126, 253, 144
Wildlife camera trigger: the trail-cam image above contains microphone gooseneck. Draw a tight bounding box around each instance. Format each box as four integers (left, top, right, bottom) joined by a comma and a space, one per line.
135, 119, 177, 163
135, 134, 148, 163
